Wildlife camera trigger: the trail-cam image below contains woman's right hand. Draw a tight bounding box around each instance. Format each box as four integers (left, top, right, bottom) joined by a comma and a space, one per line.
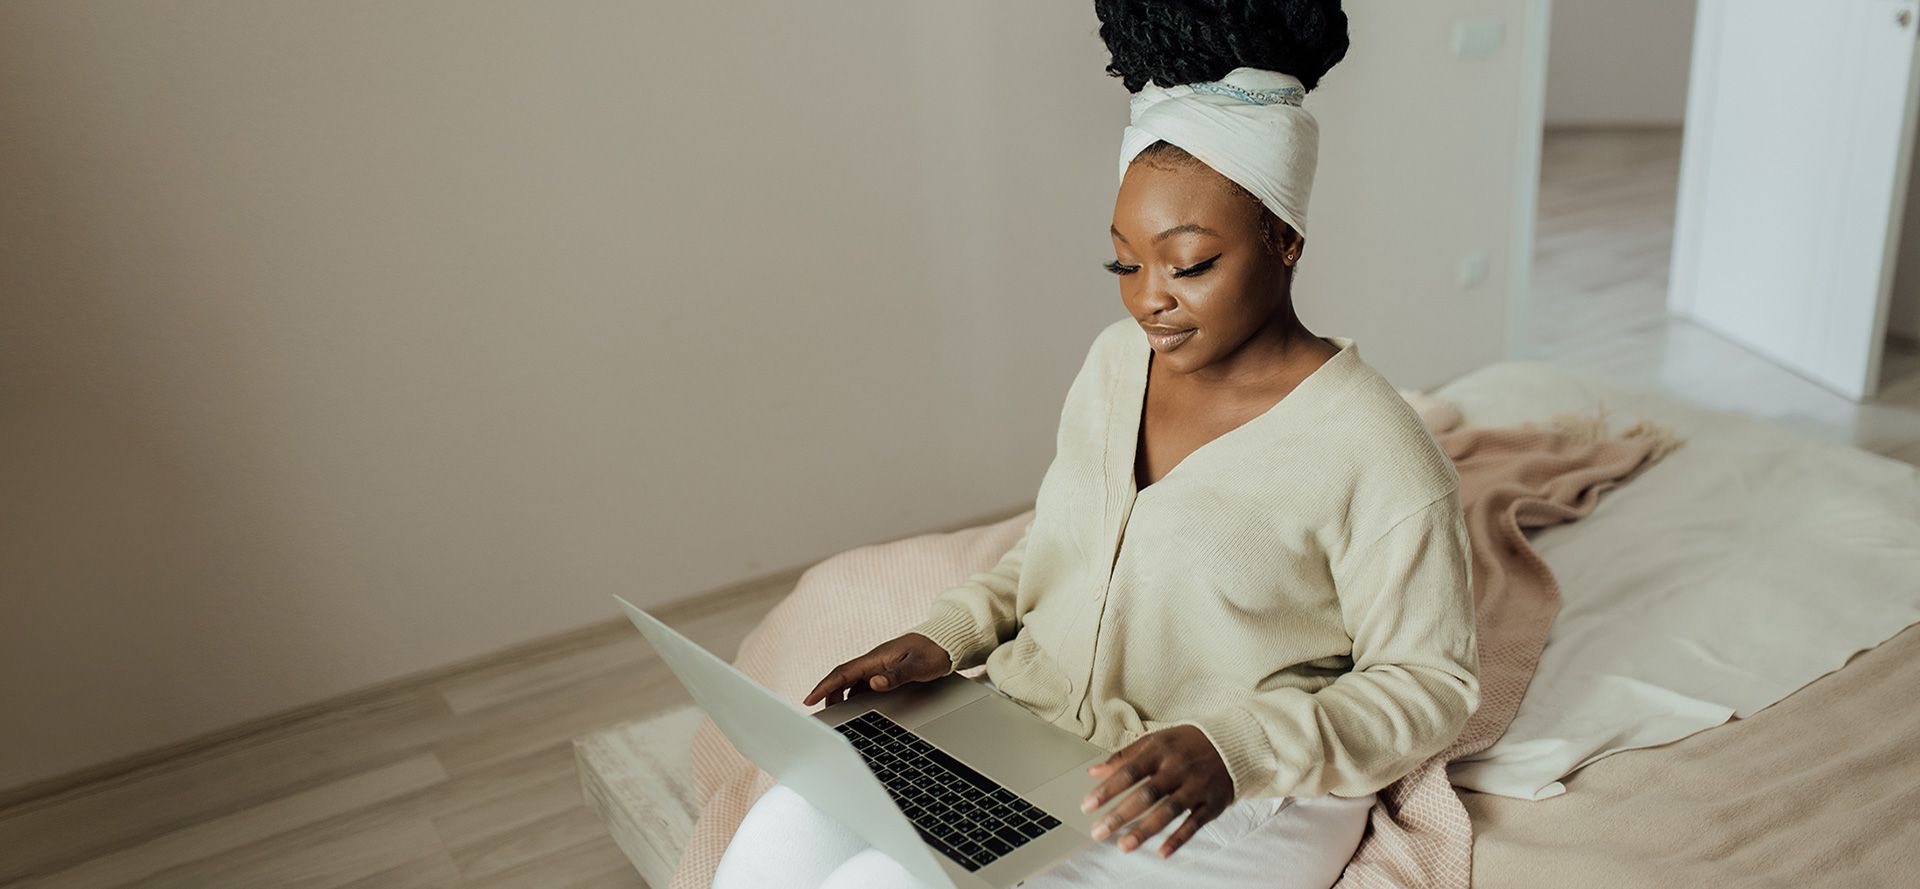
802, 632, 954, 708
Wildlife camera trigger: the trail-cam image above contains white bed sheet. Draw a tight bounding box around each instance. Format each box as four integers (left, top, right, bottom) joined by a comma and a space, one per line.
1426, 362, 1920, 800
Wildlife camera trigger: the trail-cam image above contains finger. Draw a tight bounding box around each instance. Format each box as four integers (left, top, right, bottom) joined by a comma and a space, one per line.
802, 668, 845, 706
1088, 776, 1166, 841
1156, 800, 1214, 859
855, 653, 901, 695
1116, 794, 1187, 853
804, 661, 861, 706
1080, 747, 1160, 814
870, 646, 918, 690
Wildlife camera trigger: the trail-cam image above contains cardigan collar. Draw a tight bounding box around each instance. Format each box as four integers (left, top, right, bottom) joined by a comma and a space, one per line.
1105, 328, 1364, 505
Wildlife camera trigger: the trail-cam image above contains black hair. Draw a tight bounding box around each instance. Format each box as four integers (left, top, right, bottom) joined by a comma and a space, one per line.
1101, 1, 1345, 259
1093, 0, 1350, 95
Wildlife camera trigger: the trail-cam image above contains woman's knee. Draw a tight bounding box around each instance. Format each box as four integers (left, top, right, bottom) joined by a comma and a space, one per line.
714, 784, 870, 889
818, 848, 939, 889
742, 784, 811, 825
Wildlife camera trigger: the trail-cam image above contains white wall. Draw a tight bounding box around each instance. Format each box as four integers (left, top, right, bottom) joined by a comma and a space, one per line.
1546, 0, 1696, 125
1300, 0, 1540, 385
0, 0, 1534, 791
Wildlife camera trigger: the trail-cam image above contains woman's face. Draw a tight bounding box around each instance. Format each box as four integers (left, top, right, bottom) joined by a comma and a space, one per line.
1108, 157, 1302, 374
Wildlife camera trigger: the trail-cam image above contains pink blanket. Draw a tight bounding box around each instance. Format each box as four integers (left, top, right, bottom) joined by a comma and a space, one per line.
670, 397, 1681, 888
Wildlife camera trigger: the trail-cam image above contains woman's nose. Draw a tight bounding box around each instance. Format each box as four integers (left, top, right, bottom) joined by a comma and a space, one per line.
1137, 283, 1178, 314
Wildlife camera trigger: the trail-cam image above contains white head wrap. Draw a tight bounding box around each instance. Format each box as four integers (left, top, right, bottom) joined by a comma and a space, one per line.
1118, 66, 1319, 238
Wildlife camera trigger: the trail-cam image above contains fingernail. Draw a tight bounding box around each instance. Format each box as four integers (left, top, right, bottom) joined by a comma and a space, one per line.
1119, 836, 1137, 851
1080, 798, 1095, 813
1090, 823, 1108, 840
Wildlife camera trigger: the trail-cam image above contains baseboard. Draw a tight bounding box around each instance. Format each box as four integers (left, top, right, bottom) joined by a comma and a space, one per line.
1543, 122, 1685, 134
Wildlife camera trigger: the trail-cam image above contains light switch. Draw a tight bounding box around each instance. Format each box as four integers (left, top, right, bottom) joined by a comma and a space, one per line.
1453, 18, 1505, 59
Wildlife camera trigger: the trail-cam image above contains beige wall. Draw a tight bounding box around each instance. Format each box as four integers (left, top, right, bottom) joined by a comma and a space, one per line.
0, 0, 1534, 791
1546, 0, 1696, 126
1889, 147, 1920, 344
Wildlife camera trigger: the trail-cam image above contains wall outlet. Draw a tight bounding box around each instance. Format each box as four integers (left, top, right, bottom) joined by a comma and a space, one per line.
1453, 18, 1505, 59
1456, 252, 1490, 290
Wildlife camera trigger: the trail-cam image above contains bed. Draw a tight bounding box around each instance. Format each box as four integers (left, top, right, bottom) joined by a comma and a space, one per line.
576, 359, 1920, 888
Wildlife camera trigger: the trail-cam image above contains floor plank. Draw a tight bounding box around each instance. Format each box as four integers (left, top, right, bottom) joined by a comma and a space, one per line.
11, 755, 448, 889
334, 851, 462, 889
104, 809, 444, 889
0, 692, 452, 885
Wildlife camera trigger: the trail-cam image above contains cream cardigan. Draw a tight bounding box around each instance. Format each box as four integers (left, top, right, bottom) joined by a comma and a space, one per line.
907, 317, 1481, 802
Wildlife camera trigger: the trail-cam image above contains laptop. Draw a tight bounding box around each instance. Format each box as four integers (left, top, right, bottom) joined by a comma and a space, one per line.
614, 595, 1119, 889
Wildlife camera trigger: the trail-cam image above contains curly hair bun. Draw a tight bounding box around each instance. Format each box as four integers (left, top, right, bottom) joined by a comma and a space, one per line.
1094, 0, 1349, 94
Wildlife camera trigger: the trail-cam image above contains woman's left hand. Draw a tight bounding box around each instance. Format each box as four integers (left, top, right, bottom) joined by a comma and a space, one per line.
1078, 725, 1234, 859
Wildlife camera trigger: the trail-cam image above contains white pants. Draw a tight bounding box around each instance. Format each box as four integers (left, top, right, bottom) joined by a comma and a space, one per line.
712, 781, 1374, 889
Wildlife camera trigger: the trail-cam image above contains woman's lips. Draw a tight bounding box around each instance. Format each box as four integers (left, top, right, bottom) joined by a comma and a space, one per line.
1144, 327, 1196, 351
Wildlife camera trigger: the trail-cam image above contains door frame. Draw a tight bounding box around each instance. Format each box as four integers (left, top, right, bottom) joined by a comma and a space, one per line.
1506, 0, 1554, 362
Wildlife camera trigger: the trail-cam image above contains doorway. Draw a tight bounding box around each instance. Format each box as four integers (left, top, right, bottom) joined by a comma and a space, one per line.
1514, 0, 1920, 459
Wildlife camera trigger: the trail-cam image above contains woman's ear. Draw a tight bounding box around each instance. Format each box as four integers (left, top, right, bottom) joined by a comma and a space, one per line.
1278, 224, 1305, 268
1258, 209, 1304, 266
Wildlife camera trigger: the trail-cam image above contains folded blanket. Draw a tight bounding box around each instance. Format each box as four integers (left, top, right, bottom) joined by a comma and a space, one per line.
669, 395, 1681, 889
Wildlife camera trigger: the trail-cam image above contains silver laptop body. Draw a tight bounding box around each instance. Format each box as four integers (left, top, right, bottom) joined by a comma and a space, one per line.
615, 595, 1115, 889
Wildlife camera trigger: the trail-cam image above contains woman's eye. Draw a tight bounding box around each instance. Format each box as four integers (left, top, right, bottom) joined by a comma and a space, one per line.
1173, 254, 1222, 278
1102, 254, 1221, 277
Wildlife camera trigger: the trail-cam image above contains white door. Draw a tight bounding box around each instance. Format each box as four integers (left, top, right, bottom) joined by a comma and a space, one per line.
1670, 0, 1920, 401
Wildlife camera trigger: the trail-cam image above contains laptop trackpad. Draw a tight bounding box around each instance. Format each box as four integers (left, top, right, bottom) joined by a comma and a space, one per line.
912, 696, 1103, 793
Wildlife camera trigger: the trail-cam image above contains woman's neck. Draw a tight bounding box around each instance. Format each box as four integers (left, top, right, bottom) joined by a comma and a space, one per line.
1175, 308, 1331, 396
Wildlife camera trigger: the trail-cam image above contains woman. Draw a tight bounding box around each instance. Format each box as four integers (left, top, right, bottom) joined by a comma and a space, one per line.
713, 2, 1480, 887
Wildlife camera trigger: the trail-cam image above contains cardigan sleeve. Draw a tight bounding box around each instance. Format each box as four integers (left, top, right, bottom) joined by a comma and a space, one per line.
904, 520, 1032, 672
1158, 489, 1481, 800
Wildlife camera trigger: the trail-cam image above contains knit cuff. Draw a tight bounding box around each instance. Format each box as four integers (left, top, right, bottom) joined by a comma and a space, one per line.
1172, 705, 1295, 802
905, 600, 999, 672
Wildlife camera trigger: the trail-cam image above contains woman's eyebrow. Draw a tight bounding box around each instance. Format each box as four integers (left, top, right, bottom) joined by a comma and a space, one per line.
1110, 223, 1222, 245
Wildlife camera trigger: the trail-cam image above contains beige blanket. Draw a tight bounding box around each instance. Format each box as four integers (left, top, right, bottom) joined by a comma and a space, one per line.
670, 399, 1679, 889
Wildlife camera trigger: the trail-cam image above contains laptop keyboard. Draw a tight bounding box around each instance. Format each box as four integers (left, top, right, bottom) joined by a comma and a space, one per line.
833, 710, 1063, 872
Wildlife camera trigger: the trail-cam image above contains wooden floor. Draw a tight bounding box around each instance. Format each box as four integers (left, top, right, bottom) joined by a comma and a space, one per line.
1522, 128, 1920, 465
0, 578, 795, 889
6, 127, 1920, 889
